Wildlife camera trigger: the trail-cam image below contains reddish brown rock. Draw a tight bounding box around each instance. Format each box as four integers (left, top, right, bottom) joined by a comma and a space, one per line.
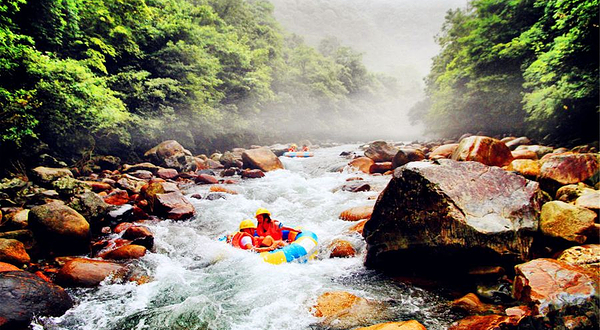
241, 168, 265, 178
56, 258, 125, 287
450, 293, 502, 315
155, 191, 195, 220
505, 159, 540, 177
452, 136, 514, 167
429, 143, 459, 160
103, 189, 130, 206
557, 245, 600, 277
0, 261, 20, 272
511, 149, 538, 160
513, 258, 597, 316
0, 239, 30, 265
348, 157, 375, 174
355, 320, 427, 330
341, 182, 371, 192
122, 225, 154, 249
392, 148, 426, 168
370, 162, 393, 174
348, 219, 368, 234
209, 185, 238, 195
339, 206, 373, 221
82, 181, 112, 192
114, 222, 134, 233
540, 201, 597, 243
539, 152, 599, 185
195, 173, 220, 184
329, 239, 356, 258
242, 148, 284, 172
157, 168, 179, 180
505, 137, 531, 150
103, 244, 146, 260
449, 315, 517, 330
29, 202, 91, 255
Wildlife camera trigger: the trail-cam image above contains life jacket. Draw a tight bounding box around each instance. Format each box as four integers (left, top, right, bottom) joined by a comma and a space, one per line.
301, 146, 309, 151
256, 220, 283, 241
231, 231, 255, 249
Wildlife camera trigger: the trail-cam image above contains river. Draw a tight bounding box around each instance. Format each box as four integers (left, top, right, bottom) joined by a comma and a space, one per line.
37, 144, 457, 330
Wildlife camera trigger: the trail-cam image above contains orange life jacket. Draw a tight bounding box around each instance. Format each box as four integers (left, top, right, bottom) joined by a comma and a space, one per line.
231, 231, 255, 249
256, 220, 283, 241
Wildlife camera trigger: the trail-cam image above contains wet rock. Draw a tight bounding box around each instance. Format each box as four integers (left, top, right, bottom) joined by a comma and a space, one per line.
205, 192, 227, 200
540, 201, 597, 244
0, 239, 30, 265
241, 168, 265, 179
56, 258, 125, 287
329, 239, 356, 258
513, 258, 597, 317
116, 176, 146, 195
129, 170, 153, 180
190, 194, 203, 200
107, 204, 134, 222
391, 148, 425, 168
123, 162, 162, 174
370, 162, 393, 174
364, 141, 398, 162
339, 206, 373, 221
539, 152, 599, 186
144, 140, 197, 172
348, 157, 375, 174
242, 148, 284, 172
29, 202, 91, 255
0, 271, 73, 328
209, 185, 238, 195
31, 166, 73, 185
195, 173, 219, 184
68, 191, 110, 225
355, 320, 427, 330
575, 189, 600, 211
364, 160, 543, 273
451, 136, 514, 167
555, 183, 593, 203
102, 244, 146, 260
557, 244, 600, 276
2, 208, 29, 229
429, 143, 459, 160
122, 226, 154, 250
221, 168, 237, 177
341, 182, 371, 192
205, 158, 224, 169
0, 261, 19, 272
348, 219, 368, 234
515, 145, 554, 159
0, 230, 35, 251
82, 181, 112, 192
505, 159, 540, 178
52, 177, 89, 196
312, 291, 390, 330
511, 149, 538, 160
103, 189, 130, 206
157, 168, 179, 180
505, 137, 531, 150
450, 293, 503, 314
220, 151, 244, 168
449, 315, 517, 330
155, 191, 195, 220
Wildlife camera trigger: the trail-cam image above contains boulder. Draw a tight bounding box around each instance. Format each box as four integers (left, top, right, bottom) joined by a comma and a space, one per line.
364, 160, 543, 273
3, 208, 29, 229
129, 170, 153, 180
370, 162, 393, 174
505, 159, 540, 178
341, 182, 371, 192
0, 238, 30, 265
557, 245, 600, 277
505, 137, 531, 150
428, 143, 459, 160
364, 141, 398, 162
391, 148, 425, 169
56, 258, 125, 287
68, 191, 110, 225
31, 167, 73, 184
312, 291, 390, 329
0, 271, 73, 328
329, 239, 356, 258
555, 183, 592, 203
513, 258, 597, 317
511, 149, 538, 160
539, 152, 599, 186
209, 185, 238, 195
29, 202, 91, 255
348, 219, 368, 235
195, 174, 219, 184
348, 157, 375, 174
82, 181, 112, 192
575, 189, 600, 211
52, 177, 89, 196
122, 162, 162, 174
95, 155, 121, 171
144, 140, 197, 172
355, 320, 427, 330
116, 176, 146, 195
449, 315, 517, 330
241, 148, 283, 172
220, 151, 244, 168
540, 201, 597, 244
0, 261, 19, 272
155, 191, 195, 220
339, 206, 373, 221
241, 169, 265, 179
515, 145, 554, 159
103, 189, 130, 206
451, 136, 514, 167
122, 226, 154, 250
157, 168, 179, 180
102, 244, 146, 260
450, 293, 503, 315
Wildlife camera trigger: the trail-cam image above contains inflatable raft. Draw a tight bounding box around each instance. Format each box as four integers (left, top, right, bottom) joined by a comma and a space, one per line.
283, 151, 314, 158
260, 230, 318, 265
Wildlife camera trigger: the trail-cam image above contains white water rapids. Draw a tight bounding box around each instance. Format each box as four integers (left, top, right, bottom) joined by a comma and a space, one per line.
37, 144, 457, 330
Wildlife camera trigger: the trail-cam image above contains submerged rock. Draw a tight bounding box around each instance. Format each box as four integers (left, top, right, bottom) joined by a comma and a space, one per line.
56, 258, 125, 287
363, 160, 543, 274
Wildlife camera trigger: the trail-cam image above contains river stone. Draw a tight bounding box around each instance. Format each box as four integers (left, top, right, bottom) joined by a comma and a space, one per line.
355, 320, 427, 330
575, 189, 600, 211
391, 148, 425, 169
511, 149, 538, 160
241, 148, 283, 172
451, 136, 514, 167
539, 201, 597, 244
0, 271, 73, 328
196, 173, 219, 184
515, 145, 554, 159
102, 244, 146, 260
220, 151, 243, 168
29, 202, 91, 255
557, 245, 600, 276
31, 166, 73, 185
241, 168, 265, 179
505, 159, 540, 178
363, 159, 543, 273
539, 152, 599, 186
429, 143, 459, 160
56, 258, 125, 287
505, 137, 531, 150
103, 189, 130, 206
68, 191, 110, 225
555, 183, 593, 203
157, 168, 178, 180
348, 157, 375, 174
329, 239, 356, 258
0, 261, 19, 272
144, 140, 197, 172
339, 206, 373, 221
370, 162, 393, 174
122, 162, 162, 174
155, 191, 195, 220
0, 238, 30, 265
364, 141, 398, 162
513, 258, 597, 317
448, 315, 517, 330
312, 291, 390, 329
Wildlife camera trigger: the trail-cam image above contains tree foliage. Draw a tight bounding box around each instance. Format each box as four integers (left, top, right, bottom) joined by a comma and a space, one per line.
411, 0, 599, 145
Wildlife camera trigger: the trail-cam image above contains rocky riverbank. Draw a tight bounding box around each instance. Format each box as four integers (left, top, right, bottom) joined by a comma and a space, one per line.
0, 136, 598, 330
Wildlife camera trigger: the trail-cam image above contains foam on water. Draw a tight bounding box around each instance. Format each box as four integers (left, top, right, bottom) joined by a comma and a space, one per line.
39, 144, 455, 330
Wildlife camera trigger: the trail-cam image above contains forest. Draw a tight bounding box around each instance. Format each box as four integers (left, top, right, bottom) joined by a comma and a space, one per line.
410, 0, 599, 145
0, 0, 598, 172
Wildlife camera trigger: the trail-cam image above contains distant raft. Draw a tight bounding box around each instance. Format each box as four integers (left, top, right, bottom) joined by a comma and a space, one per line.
283, 151, 314, 158
260, 230, 318, 265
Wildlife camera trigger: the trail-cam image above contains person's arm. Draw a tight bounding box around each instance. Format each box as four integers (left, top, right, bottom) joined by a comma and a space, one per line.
280, 225, 302, 233
240, 236, 253, 250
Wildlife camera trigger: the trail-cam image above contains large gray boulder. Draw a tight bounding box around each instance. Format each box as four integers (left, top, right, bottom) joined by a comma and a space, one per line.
363, 159, 544, 273
144, 140, 197, 172
0, 271, 73, 329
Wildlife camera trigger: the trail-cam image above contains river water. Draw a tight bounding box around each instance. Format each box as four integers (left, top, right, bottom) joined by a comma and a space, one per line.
38, 144, 457, 330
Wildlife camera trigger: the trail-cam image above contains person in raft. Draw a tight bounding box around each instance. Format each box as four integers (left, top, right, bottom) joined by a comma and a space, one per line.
288, 143, 298, 152
301, 144, 309, 152
228, 219, 279, 252
254, 208, 302, 245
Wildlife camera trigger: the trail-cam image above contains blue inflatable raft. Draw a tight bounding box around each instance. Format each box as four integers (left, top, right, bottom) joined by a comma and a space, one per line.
283, 151, 314, 158
260, 230, 318, 264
